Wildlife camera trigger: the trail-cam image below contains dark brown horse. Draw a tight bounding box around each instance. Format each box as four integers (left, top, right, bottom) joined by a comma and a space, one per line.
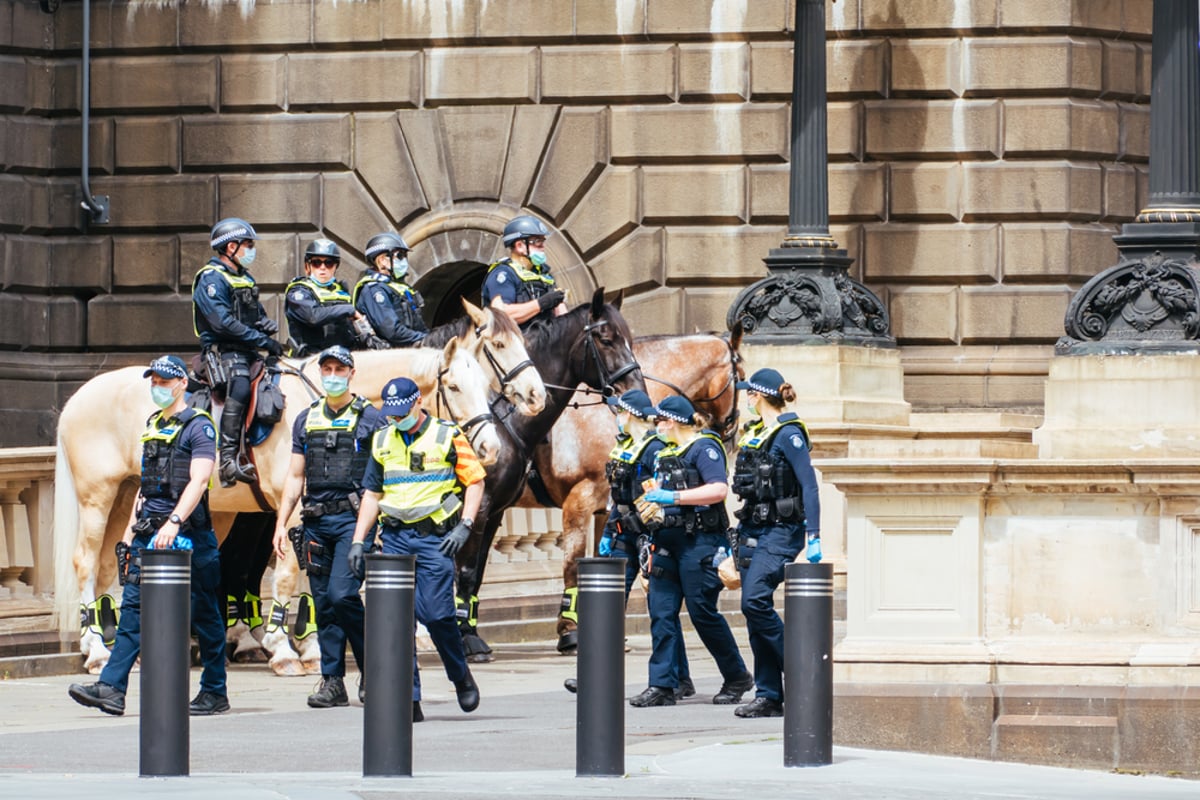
452, 288, 644, 658
457, 327, 744, 659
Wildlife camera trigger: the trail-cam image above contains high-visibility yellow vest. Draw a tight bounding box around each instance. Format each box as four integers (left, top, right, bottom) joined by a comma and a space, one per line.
370, 419, 462, 524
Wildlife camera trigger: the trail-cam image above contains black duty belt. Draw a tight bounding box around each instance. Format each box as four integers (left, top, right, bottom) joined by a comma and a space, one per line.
381, 513, 460, 537
301, 498, 356, 519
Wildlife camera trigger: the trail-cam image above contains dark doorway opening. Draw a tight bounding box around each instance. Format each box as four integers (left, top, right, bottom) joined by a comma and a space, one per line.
414, 261, 487, 328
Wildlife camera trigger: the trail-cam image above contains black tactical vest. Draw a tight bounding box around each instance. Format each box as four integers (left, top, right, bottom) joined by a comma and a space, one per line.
304, 397, 371, 493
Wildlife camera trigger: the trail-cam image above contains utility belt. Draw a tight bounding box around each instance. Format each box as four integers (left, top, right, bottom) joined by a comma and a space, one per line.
612, 503, 646, 539
300, 495, 360, 519
380, 512, 460, 538
734, 497, 803, 526
132, 511, 188, 537
660, 506, 727, 535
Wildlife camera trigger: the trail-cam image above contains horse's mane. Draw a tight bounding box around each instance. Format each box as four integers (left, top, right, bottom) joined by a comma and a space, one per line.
521, 302, 593, 355
422, 305, 523, 348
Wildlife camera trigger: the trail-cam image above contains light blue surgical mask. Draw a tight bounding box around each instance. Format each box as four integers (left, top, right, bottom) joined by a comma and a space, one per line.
529, 251, 547, 269
322, 375, 349, 397
390, 257, 409, 280
151, 385, 176, 409
236, 245, 257, 268
746, 402, 758, 417
392, 412, 418, 432
312, 274, 336, 287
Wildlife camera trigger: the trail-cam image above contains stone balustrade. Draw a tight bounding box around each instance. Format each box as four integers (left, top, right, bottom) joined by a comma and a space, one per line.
0, 447, 56, 601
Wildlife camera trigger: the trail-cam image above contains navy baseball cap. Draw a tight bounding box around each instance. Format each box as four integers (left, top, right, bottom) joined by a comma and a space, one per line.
143, 355, 188, 380
604, 389, 653, 419
736, 367, 785, 397
317, 345, 354, 368
647, 395, 696, 424
381, 377, 420, 416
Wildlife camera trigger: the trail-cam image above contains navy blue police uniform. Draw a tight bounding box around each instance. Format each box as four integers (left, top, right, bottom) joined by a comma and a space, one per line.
646, 433, 749, 694
292, 395, 384, 680
101, 408, 226, 699
352, 272, 428, 348
285, 276, 359, 357
732, 412, 821, 706
193, 257, 276, 401
479, 258, 558, 331
604, 429, 665, 596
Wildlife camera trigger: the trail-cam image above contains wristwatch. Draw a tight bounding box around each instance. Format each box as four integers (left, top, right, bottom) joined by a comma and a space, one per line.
168, 513, 182, 525
461, 518, 474, 529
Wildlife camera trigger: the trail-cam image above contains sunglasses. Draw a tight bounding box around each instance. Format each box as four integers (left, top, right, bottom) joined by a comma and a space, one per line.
308, 258, 338, 268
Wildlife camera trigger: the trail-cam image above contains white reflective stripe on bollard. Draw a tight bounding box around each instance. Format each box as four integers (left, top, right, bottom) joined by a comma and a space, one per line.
140, 565, 192, 584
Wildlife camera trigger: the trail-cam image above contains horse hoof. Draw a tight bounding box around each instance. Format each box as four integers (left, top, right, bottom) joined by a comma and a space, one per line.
461, 632, 493, 659
302, 659, 321, 674
556, 631, 578, 654
232, 647, 269, 664
467, 652, 495, 664
270, 659, 307, 677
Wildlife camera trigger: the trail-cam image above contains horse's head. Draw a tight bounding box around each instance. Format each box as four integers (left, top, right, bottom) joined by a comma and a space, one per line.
431, 337, 502, 466
463, 298, 546, 416
569, 288, 643, 397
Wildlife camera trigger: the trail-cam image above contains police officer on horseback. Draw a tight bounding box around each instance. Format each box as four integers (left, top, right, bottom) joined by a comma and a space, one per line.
272, 346, 384, 709
480, 215, 567, 330
68, 355, 229, 717
631, 395, 754, 708
730, 368, 822, 718
286, 239, 381, 356
353, 232, 429, 348
348, 377, 484, 722
192, 217, 284, 487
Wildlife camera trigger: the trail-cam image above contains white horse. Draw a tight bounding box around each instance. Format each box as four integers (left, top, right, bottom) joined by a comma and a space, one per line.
55, 302, 540, 675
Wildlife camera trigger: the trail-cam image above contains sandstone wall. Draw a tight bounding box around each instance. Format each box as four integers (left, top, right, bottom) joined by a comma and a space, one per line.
0, 0, 1151, 444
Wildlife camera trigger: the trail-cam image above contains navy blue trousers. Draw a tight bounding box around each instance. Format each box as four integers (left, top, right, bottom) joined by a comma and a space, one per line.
381, 526, 468, 701
100, 531, 226, 696
737, 522, 802, 702
304, 511, 366, 678
646, 528, 745, 690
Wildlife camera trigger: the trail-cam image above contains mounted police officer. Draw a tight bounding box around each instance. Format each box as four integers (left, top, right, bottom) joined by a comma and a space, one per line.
730, 368, 822, 718
272, 346, 383, 708
630, 395, 753, 708
480, 215, 567, 330
68, 355, 229, 717
348, 377, 484, 722
353, 232, 428, 348
286, 239, 377, 357
192, 217, 284, 487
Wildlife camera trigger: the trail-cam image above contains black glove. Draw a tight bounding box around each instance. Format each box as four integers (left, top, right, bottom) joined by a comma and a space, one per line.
536, 290, 565, 312
367, 335, 390, 351
438, 521, 472, 558
263, 339, 285, 357
348, 541, 366, 580
256, 317, 279, 335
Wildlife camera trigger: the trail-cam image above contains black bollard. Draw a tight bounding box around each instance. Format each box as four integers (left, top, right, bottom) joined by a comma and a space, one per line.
363, 553, 415, 778
575, 557, 626, 777
784, 561, 833, 767
139, 548, 192, 777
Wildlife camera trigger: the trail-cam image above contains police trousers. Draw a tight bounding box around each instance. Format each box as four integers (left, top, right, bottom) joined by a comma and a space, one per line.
100, 528, 226, 696
304, 511, 365, 678
646, 528, 745, 690
380, 526, 468, 701
737, 521, 802, 702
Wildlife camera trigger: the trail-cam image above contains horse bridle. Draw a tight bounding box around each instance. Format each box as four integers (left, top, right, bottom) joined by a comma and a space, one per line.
544, 318, 641, 400
474, 322, 537, 402
434, 362, 495, 451
642, 335, 743, 443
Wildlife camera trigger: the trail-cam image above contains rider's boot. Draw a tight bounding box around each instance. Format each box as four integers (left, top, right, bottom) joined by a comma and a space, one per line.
218, 397, 257, 488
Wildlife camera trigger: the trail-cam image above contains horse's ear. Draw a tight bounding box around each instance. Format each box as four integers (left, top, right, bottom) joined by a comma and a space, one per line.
441, 336, 459, 362
729, 318, 744, 352
462, 297, 487, 328
590, 287, 606, 319
611, 289, 624, 310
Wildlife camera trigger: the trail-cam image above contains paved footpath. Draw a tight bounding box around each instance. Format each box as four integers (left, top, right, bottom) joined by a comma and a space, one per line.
0, 635, 1195, 800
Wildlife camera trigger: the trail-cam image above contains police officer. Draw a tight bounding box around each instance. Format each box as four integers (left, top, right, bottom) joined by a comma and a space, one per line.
348, 377, 484, 722
630, 395, 753, 708
192, 217, 284, 487
730, 368, 822, 718
353, 232, 428, 348
285, 239, 373, 357
479, 215, 567, 330
68, 355, 229, 717
272, 346, 384, 708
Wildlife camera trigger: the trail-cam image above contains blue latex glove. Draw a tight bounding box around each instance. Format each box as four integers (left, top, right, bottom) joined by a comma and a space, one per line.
643, 488, 676, 505
151, 534, 192, 551
598, 535, 613, 557
806, 533, 822, 564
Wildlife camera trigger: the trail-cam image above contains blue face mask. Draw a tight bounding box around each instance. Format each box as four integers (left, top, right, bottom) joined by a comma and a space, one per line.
528, 251, 547, 269
151, 385, 176, 409
322, 375, 349, 397
390, 257, 409, 280
392, 412, 418, 432
236, 245, 257, 268
311, 274, 336, 287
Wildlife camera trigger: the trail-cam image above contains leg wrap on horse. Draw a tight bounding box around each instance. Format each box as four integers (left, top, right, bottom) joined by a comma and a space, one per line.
80, 595, 119, 647
242, 591, 264, 629
556, 588, 579, 653
456, 595, 492, 658
292, 592, 318, 640
225, 594, 242, 630
559, 588, 579, 624
265, 598, 289, 633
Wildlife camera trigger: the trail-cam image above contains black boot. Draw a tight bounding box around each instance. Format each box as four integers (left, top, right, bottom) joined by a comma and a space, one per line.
218, 397, 257, 488
454, 668, 480, 712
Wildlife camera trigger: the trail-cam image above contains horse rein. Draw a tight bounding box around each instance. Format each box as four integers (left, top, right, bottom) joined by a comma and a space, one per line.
641, 334, 743, 443
543, 318, 641, 400
474, 323, 536, 402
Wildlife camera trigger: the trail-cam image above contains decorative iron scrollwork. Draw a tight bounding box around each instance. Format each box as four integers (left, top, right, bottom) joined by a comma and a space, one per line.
728, 268, 893, 345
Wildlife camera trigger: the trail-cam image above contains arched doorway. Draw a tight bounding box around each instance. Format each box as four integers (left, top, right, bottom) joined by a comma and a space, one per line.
414, 260, 487, 328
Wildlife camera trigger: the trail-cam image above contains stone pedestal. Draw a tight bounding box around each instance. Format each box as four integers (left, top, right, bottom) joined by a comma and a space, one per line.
1035, 354, 1200, 458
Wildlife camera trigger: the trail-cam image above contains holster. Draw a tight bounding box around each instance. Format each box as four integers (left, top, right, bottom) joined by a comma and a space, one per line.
287, 525, 305, 570
115, 541, 138, 586
202, 345, 228, 390
305, 539, 331, 576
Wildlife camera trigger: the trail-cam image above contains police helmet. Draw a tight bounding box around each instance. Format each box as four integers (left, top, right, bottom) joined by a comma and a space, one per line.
317, 345, 354, 368
364, 232, 410, 260
501, 215, 551, 247
210, 218, 259, 251
304, 239, 341, 262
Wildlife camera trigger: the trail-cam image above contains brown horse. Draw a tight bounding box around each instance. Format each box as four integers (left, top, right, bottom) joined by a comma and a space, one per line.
457, 328, 744, 659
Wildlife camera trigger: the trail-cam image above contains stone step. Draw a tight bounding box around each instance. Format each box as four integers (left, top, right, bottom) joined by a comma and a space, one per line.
992, 713, 1119, 770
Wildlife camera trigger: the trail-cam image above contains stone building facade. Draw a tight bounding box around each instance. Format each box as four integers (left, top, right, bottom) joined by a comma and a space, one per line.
0, 0, 1151, 446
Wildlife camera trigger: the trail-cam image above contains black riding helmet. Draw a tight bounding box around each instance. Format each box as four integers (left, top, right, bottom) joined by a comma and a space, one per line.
364, 232, 410, 261
210, 217, 258, 251
501, 215, 551, 247
304, 238, 341, 262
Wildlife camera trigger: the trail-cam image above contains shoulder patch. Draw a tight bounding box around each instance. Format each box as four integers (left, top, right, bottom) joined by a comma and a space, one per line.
291, 290, 305, 301
206, 284, 216, 297
496, 271, 506, 283
374, 291, 386, 303
707, 448, 719, 461
203, 424, 215, 440
790, 434, 805, 450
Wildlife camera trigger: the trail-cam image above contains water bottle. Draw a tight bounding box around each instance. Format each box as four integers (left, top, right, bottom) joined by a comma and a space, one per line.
714, 546, 729, 569
805, 533, 822, 564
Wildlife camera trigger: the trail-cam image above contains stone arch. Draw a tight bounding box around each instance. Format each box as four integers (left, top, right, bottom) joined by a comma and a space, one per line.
401, 204, 599, 326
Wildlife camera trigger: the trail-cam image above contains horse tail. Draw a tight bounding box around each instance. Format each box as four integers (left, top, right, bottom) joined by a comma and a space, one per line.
53, 428, 81, 635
